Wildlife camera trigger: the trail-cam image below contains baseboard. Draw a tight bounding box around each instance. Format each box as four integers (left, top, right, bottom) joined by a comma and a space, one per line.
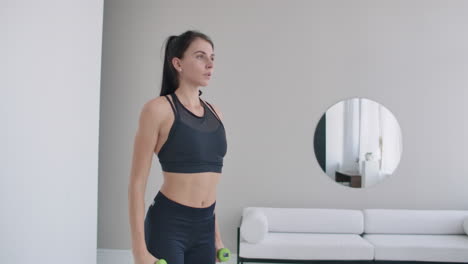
97, 248, 238, 264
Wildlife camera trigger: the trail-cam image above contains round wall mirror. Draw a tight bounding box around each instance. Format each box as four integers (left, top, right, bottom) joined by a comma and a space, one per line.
313, 97, 402, 188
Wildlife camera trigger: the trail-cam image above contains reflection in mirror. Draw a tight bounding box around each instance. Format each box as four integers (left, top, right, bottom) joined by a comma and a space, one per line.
313, 98, 402, 188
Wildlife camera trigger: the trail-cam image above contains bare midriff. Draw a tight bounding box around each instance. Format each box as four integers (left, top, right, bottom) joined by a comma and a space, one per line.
159, 171, 220, 208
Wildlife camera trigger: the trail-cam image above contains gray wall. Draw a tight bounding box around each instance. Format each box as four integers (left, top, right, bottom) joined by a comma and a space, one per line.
2, 1, 103, 263
98, 0, 468, 252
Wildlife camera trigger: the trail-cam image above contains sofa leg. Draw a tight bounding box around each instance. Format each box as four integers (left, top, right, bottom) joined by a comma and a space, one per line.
237, 226, 241, 264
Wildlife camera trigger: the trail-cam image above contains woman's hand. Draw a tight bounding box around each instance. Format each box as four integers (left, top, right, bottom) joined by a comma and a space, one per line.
133, 250, 159, 264
215, 240, 225, 262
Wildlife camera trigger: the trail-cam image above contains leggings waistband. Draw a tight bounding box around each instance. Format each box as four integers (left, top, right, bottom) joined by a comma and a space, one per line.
153, 191, 215, 219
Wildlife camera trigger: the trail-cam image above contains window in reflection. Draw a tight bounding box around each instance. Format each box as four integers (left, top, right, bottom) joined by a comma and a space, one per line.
313, 97, 402, 188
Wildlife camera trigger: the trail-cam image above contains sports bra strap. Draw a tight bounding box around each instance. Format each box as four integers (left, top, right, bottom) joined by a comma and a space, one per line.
164, 94, 178, 117
203, 100, 221, 122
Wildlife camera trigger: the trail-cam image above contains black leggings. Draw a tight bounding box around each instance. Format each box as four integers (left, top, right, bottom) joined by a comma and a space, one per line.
144, 191, 216, 264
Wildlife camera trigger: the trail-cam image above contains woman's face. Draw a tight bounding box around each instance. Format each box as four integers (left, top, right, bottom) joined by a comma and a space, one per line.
173, 38, 214, 87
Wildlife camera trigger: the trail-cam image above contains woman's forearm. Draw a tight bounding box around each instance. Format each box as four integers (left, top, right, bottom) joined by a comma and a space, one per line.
214, 212, 223, 245
128, 182, 148, 254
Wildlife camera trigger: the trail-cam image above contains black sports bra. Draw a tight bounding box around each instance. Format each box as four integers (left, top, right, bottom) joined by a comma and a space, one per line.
157, 92, 227, 173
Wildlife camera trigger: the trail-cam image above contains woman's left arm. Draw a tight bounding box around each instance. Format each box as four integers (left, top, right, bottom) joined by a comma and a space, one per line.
214, 213, 224, 248
209, 103, 226, 257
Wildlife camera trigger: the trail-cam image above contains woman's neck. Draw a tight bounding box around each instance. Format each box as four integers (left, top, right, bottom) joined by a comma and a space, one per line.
175, 87, 200, 107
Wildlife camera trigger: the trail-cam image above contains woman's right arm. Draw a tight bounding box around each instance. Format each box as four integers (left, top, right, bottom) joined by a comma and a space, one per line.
128, 98, 164, 263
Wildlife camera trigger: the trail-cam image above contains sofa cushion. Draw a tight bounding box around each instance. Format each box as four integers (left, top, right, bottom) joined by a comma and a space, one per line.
364, 209, 468, 235
240, 233, 374, 260
363, 234, 468, 262
242, 207, 364, 234
240, 208, 268, 244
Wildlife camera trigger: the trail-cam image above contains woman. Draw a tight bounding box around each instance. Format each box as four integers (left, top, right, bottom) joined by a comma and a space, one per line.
128, 30, 227, 264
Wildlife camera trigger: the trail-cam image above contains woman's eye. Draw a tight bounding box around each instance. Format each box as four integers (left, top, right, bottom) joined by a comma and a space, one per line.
196, 54, 214, 61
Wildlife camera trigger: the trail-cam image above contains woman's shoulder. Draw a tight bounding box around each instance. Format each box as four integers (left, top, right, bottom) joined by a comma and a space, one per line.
140, 95, 174, 122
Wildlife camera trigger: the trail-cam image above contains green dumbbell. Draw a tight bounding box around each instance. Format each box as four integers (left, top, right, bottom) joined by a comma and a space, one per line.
155, 259, 167, 264
217, 248, 231, 262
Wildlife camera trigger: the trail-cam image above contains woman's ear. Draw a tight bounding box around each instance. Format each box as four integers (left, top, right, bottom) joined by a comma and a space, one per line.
172, 57, 182, 72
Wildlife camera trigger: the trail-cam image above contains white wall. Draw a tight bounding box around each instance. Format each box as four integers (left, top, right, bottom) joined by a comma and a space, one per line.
99, 0, 468, 254
1, 1, 103, 263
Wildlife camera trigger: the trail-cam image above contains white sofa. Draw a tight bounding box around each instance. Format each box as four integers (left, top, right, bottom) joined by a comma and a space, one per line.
237, 208, 468, 263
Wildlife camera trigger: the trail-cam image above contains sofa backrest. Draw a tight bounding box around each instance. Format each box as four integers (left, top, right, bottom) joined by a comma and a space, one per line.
242, 207, 364, 234
363, 209, 468, 235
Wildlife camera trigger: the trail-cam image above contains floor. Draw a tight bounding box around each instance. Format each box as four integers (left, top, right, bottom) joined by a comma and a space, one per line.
97, 248, 239, 264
